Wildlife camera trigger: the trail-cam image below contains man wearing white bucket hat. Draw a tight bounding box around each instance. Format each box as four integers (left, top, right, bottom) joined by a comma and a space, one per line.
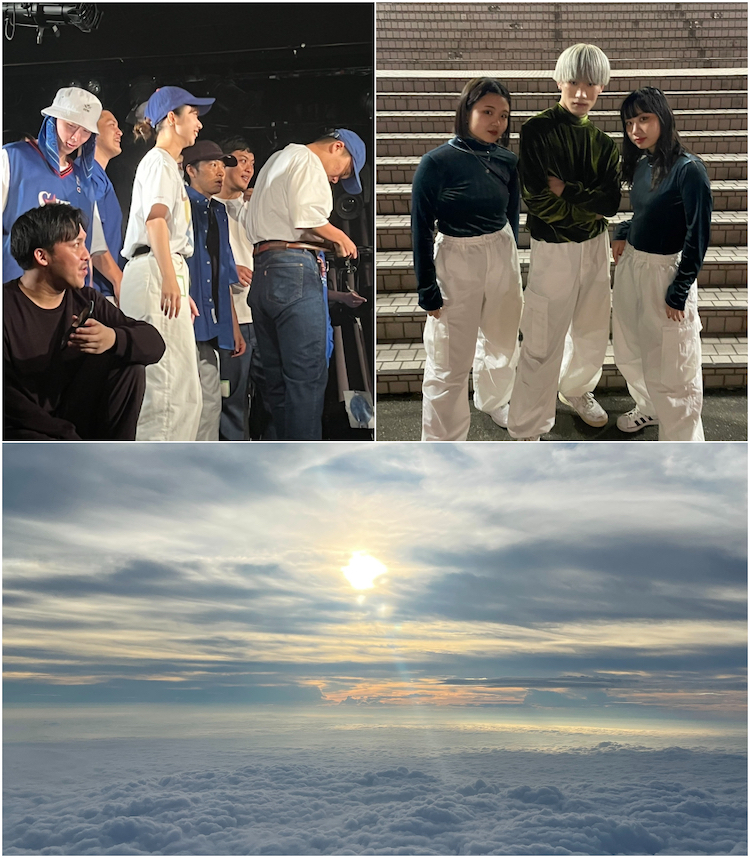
2, 86, 123, 292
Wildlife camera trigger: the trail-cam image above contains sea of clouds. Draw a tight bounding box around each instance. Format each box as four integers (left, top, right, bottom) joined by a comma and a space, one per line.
4, 739, 746, 855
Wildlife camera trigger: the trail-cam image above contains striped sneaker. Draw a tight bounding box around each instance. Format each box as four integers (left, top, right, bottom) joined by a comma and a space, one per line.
616, 408, 659, 433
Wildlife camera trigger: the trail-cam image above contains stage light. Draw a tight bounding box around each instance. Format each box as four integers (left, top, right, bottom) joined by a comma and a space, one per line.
3, 4, 102, 44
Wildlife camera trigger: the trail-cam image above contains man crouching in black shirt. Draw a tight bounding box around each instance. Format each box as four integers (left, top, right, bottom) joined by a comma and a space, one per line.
4, 205, 165, 440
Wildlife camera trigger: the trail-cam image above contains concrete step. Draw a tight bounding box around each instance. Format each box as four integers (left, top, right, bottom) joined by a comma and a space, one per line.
376, 337, 748, 396
375, 180, 748, 217
377, 108, 747, 134
376, 210, 748, 251
377, 90, 749, 112
376, 69, 748, 94
375, 153, 748, 184
376, 129, 747, 157
376, 289, 748, 343
379, 55, 747, 72
376, 247, 748, 292
376, 2, 747, 24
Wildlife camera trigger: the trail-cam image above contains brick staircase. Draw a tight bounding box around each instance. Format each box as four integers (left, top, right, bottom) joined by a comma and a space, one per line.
375, 2, 748, 398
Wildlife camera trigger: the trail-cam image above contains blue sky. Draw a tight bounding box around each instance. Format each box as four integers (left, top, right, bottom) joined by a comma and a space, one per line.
3, 442, 747, 720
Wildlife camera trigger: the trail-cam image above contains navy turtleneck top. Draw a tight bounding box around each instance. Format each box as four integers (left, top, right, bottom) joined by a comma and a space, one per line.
614, 153, 713, 311
411, 136, 519, 311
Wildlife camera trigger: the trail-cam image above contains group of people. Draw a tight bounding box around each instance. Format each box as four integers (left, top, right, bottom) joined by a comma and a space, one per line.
3, 84, 366, 441
413, 43, 712, 442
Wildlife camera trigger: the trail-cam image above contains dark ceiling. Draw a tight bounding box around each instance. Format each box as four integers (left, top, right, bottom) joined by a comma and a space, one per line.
2, 3, 374, 146
3, 3, 374, 228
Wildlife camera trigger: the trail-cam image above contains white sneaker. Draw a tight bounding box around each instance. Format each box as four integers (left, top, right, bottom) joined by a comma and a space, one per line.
488, 403, 509, 428
558, 392, 608, 427
616, 408, 659, 433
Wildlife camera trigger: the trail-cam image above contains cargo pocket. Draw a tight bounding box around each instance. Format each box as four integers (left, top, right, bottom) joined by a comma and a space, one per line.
662, 323, 700, 388
519, 290, 549, 358
424, 314, 449, 371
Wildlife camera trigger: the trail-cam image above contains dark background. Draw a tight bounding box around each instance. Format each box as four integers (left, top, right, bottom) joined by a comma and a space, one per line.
3, 3, 374, 234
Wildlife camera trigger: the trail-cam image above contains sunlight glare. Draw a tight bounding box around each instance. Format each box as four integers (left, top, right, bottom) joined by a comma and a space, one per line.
342, 551, 387, 590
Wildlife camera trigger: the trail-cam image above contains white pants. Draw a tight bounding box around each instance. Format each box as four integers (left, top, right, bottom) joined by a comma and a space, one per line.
507, 231, 611, 439
196, 341, 221, 441
612, 243, 704, 441
119, 253, 201, 441
421, 224, 523, 441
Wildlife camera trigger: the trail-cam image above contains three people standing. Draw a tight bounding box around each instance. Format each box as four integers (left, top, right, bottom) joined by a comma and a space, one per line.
412, 44, 712, 442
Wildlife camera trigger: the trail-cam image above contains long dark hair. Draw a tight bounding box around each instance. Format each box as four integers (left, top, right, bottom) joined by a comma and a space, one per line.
620, 87, 688, 189
455, 77, 512, 147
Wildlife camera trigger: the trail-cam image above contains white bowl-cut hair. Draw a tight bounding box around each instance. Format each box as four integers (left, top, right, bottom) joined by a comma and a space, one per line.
554, 43, 611, 86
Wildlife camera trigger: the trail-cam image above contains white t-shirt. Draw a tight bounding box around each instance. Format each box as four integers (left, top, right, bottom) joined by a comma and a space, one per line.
242, 144, 332, 244
122, 147, 193, 260
214, 194, 253, 325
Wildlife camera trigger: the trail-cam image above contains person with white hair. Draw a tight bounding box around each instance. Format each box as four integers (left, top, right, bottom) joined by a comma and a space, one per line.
507, 44, 621, 440
2, 86, 122, 291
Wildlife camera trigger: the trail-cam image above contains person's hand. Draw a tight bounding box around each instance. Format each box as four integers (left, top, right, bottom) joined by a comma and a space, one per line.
331, 290, 367, 308
612, 240, 626, 265
161, 275, 182, 318
189, 296, 200, 323
67, 318, 117, 354
665, 304, 685, 322
547, 175, 566, 197
232, 332, 247, 357
236, 265, 253, 288
426, 308, 442, 319
335, 234, 358, 259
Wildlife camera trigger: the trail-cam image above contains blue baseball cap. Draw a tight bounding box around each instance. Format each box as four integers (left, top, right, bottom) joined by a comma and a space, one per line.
334, 128, 366, 195
145, 86, 215, 126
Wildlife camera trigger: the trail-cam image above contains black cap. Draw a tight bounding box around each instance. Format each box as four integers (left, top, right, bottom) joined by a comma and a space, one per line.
182, 140, 238, 170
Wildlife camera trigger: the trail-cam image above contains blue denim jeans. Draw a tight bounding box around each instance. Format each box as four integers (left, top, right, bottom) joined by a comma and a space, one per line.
219, 322, 275, 441
249, 249, 328, 440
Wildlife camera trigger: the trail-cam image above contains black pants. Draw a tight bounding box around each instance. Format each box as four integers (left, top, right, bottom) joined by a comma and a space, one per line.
56, 354, 146, 440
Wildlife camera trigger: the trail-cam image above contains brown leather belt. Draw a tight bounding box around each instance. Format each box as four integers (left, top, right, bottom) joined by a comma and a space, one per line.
253, 240, 329, 257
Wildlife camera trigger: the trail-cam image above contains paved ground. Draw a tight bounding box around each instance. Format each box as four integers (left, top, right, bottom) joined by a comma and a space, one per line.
376, 390, 748, 441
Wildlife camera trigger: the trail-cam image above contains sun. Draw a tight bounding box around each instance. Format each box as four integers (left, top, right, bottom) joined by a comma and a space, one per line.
342, 551, 387, 590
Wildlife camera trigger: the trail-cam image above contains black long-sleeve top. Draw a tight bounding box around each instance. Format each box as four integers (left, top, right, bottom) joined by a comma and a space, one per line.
519, 102, 621, 244
613, 153, 713, 310
411, 137, 520, 311
4, 281, 165, 440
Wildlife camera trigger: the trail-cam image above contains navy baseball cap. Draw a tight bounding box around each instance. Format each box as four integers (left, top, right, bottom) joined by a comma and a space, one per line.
145, 86, 215, 126
334, 128, 366, 195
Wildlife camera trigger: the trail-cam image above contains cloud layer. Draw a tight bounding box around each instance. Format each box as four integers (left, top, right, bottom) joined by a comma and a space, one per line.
3, 741, 746, 855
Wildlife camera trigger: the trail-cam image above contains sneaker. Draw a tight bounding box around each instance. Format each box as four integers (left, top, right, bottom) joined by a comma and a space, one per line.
616, 408, 659, 433
488, 403, 509, 428
558, 392, 608, 427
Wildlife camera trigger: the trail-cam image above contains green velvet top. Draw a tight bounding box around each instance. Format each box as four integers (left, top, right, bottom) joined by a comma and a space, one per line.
519, 102, 621, 244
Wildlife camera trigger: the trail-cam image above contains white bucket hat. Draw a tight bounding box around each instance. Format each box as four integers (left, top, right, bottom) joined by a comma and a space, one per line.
41, 87, 102, 134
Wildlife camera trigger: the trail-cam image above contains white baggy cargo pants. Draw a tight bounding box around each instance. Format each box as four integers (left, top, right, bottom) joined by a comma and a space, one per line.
507, 231, 611, 439
612, 243, 704, 441
119, 253, 202, 441
421, 224, 523, 441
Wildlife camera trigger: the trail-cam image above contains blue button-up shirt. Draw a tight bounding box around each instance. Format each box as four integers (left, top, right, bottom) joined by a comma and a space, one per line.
186, 185, 238, 350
